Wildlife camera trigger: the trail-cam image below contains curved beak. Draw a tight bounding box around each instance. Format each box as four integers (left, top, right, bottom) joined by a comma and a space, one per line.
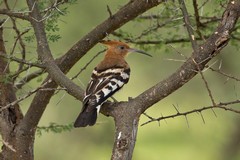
128, 48, 152, 57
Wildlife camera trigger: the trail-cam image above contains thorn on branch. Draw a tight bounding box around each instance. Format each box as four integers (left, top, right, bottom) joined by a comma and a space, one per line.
173, 104, 180, 113
199, 111, 205, 124
211, 108, 217, 117
185, 115, 189, 128
162, 113, 168, 124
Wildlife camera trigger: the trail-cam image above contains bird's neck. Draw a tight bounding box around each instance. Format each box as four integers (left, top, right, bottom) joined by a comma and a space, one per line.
97, 56, 129, 71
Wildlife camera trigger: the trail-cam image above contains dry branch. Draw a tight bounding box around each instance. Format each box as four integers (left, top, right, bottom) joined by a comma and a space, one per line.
178, 0, 198, 52
141, 100, 240, 126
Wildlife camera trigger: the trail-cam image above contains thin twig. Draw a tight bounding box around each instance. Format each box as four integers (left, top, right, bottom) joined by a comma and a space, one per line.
71, 49, 106, 80
198, 0, 210, 9
107, 5, 113, 18
178, 0, 198, 53
193, 0, 202, 28
0, 9, 30, 21
42, 0, 66, 14
191, 57, 217, 109
0, 81, 51, 112
0, 139, 16, 152
0, 52, 44, 68
192, 0, 205, 40
209, 67, 240, 82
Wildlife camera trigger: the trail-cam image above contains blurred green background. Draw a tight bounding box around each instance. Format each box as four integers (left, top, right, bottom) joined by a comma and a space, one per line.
1, 0, 240, 160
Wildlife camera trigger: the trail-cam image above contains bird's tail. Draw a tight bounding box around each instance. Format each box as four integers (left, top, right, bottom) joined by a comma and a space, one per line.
74, 108, 97, 127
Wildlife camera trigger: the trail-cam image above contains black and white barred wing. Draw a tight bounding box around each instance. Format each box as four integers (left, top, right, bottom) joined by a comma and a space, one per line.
83, 67, 130, 109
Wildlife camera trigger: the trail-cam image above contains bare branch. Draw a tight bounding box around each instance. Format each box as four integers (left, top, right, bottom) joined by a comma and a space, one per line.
193, 0, 202, 28
192, 58, 216, 106
0, 9, 30, 21
15, 69, 45, 89
209, 67, 240, 82
0, 52, 44, 68
71, 49, 105, 80
192, 0, 205, 40
178, 0, 198, 52
0, 81, 50, 112
198, 0, 210, 9
141, 100, 240, 126
42, 0, 67, 14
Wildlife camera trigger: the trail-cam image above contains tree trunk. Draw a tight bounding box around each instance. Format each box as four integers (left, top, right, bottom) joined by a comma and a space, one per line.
0, 20, 33, 160
110, 102, 140, 160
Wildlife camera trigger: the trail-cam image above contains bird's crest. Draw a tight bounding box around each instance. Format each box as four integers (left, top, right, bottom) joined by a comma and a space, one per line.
100, 40, 129, 48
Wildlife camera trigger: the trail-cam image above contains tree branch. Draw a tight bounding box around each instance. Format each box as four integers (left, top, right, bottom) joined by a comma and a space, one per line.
178, 0, 198, 52
141, 100, 240, 126
0, 52, 44, 68
134, 0, 240, 114
0, 9, 30, 21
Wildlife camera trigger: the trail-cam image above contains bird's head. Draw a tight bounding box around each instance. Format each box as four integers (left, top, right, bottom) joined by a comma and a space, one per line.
100, 40, 152, 58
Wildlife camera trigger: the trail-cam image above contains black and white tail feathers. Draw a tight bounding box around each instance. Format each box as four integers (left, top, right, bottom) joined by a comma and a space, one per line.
74, 67, 130, 127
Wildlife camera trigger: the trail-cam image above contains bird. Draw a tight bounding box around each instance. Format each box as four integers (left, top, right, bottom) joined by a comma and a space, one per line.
74, 40, 152, 127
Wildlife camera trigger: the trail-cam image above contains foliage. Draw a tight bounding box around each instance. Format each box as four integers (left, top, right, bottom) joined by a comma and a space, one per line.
36, 122, 73, 137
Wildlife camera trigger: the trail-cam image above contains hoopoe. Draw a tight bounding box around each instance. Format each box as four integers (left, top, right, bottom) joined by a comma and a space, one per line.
74, 40, 151, 127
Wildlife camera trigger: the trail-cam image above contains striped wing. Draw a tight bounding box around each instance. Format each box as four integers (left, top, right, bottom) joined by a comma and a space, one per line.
83, 67, 130, 111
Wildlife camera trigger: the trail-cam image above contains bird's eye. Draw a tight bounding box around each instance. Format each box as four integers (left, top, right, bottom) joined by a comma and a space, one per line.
119, 46, 125, 50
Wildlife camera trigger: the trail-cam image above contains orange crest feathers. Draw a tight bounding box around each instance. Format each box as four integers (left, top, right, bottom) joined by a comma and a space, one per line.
99, 40, 129, 48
